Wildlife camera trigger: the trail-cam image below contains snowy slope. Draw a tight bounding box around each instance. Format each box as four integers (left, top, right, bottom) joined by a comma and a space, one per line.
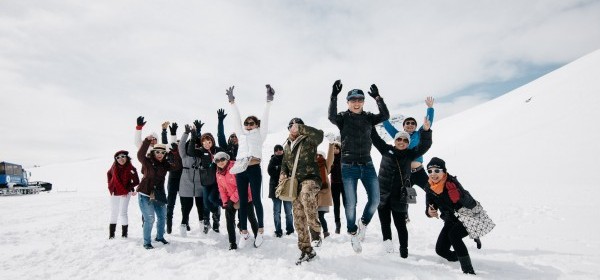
2, 49, 600, 280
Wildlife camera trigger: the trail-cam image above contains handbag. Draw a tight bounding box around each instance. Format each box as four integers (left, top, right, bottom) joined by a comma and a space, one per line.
455, 201, 495, 239
276, 145, 302, 202
396, 159, 417, 204
229, 157, 249, 174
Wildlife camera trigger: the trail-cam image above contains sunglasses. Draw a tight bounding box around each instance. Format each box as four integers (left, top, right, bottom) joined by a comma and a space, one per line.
244, 121, 256, 126
154, 150, 167, 155
427, 168, 444, 174
214, 158, 228, 163
404, 121, 416, 126
396, 138, 409, 144
115, 155, 127, 160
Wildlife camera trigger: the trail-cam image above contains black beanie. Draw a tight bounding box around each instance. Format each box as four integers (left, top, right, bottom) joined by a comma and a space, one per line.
274, 144, 284, 152
288, 117, 304, 129
427, 157, 447, 172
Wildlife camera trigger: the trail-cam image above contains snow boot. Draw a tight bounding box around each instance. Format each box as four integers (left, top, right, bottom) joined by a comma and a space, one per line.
155, 238, 169, 245
109, 224, 116, 239
254, 230, 264, 248
295, 248, 317, 265
212, 211, 221, 233
350, 232, 362, 253
203, 222, 210, 234
310, 229, 322, 247
400, 247, 408, 259
275, 231, 283, 238
143, 243, 154, 250
166, 219, 172, 234
186, 224, 191, 231
229, 242, 238, 250
121, 225, 128, 238
474, 238, 482, 249
323, 232, 330, 239
383, 239, 394, 253
238, 232, 250, 249
335, 221, 341, 234
357, 220, 368, 241
458, 255, 476, 275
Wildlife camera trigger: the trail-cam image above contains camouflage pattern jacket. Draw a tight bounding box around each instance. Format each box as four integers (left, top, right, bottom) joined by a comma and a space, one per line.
281, 124, 324, 185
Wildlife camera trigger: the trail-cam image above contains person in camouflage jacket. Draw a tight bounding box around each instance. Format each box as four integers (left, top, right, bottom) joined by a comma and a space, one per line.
280, 118, 324, 263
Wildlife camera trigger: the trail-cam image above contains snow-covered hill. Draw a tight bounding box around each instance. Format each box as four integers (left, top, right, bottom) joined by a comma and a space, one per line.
3, 49, 600, 279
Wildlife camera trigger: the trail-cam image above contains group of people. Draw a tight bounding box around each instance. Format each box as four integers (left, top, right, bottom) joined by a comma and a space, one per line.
106, 81, 490, 274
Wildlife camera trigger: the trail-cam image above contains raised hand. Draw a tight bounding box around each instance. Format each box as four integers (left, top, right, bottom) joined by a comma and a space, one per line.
422, 116, 431, 131
225, 86, 235, 103
169, 122, 178, 135
266, 84, 275, 102
332, 80, 342, 96
161, 121, 170, 130
193, 120, 204, 132
426, 96, 434, 108
217, 108, 227, 121
137, 116, 146, 127
184, 124, 192, 134
170, 142, 178, 151
368, 84, 380, 99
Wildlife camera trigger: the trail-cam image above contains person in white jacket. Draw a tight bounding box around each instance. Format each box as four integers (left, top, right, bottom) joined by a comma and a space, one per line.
225, 84, 274, 249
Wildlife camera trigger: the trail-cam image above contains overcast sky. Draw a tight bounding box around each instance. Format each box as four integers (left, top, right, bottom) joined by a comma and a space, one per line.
2, 0, 600, 167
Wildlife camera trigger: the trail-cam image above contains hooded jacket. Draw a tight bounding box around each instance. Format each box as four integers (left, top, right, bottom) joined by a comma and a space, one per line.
281, 124, 324, 185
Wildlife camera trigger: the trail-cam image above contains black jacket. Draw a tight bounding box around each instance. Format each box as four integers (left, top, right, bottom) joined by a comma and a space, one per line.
218, 116, 238, 160
425, 174, 477, 222
328, 96, 390, 163
372, 128, 432, 212
267, 154, 284, 199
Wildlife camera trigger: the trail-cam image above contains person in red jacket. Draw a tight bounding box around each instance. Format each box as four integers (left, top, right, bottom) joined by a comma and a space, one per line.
214, 151, 258, 250
107, 150, 140, 239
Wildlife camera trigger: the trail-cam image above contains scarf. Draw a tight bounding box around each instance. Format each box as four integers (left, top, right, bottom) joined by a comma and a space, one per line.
428, 173, 447, 195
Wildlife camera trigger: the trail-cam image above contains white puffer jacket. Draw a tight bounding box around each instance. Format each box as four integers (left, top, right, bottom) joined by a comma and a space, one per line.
230, 101, 271, 160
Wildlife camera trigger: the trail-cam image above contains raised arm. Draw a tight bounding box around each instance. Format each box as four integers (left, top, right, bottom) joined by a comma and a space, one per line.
370, 126, 391, 155
217, 109, 228, 148
297, 124, 324, 147
368, 84, 390, 124
328, 80, 343, 126
325, 143, 335, 174
260, 85, 274, 142
179, 128, 190, 160
408, 117, 432, 159
134, 116, 146, 149
382, 120, 399, 138
421, 96, 435, 130
137, 137, 152, 163
161, 121, 169, 144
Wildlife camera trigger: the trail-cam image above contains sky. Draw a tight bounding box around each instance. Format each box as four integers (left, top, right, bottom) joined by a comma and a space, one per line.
2, 0, 600, 167
2, 47, 599, 279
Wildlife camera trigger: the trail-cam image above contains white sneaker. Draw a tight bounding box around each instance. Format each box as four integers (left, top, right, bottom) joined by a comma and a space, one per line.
357, 222, 368, 242
384, 239, 394, 253
254, 232, 264, 248
180, 224, 187, 237
238, 232, 250, 249
350, 232, 362, 253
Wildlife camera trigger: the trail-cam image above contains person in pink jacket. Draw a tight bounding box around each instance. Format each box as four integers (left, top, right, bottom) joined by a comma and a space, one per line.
214, 151, 258, 250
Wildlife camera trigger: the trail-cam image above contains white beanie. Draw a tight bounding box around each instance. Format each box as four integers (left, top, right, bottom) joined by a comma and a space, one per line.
394, 131, 411, 145
213, 151, 230, 162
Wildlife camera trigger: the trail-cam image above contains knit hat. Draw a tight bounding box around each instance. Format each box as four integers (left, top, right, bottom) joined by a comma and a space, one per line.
346, 89, 365, 101
394, 131, 411, 145
274, 144, 284, 152
427, 157, 447, 172
213, 151, 230, 163
403, 117, 417, 126
151, 144, 167, 152
317, 150, 326, 157
114, 150, 129, 158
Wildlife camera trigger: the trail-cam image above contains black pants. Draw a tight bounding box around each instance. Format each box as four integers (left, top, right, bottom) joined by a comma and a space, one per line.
436, 220, 469, 260
330, 182, 346, 226
410, 167, 428, 190
202, 183, 221, 224
166, 171, 182, 224
180, 196, 204, 225
318, 211, 329, 233
378, 205, 408, 249
236, 165, 264, 230
225, 202, 258, 244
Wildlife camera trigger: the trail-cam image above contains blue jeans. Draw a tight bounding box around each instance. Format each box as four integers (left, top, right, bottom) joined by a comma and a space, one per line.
202, 183, 221, 224
272, 197, 294, 234
138, 194, 166, 245
236, 165, 264, 230
341, 161, 380, 233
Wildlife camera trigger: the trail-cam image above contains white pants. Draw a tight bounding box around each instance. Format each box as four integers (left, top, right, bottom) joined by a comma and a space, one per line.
109, 194, 131, 225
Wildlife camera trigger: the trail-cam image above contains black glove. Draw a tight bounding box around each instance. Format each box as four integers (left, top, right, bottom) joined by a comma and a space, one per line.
193, 120, 204, 133
226, 200, 234, 210
170, 142, 178, 152
136, 116, 146, 127
332, 80, 342, 97
225, 86, 235, 103
184, 124, 192, 134
266, 84, 275, 102
368, 84, 380, 99
217, 109, 227, 121
169, 122, 178, 135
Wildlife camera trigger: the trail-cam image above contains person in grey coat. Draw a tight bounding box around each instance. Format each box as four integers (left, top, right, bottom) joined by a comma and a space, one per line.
177, 124, 204, 236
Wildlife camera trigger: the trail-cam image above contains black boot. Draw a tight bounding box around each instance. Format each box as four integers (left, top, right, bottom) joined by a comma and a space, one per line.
474, 238, 482, 249
167, 219, 172, 234
203, 220, 210, 234
400, 247, 408, 259
122, 225, 128, 238
229, 242, 238, 250
109, 224, 116, 239
212, 211, 220, 233
335, 221, 341, 234
458, 256, 476, 275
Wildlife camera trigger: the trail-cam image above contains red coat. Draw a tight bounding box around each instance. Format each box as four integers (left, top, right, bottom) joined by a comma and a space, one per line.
216, 160, 252, 207
107, 162, 139, 196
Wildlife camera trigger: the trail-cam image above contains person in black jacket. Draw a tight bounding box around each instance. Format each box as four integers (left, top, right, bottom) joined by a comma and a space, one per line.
425, 157, 477, 275
267, 144, 294, 237
329, 142, 345, 234
371, 117, 432, 258
328, 79, 389, 253
217, 108, 239, 160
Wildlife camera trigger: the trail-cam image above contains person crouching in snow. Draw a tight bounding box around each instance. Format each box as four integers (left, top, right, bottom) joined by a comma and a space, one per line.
425, 157, 479, 275
371, 117, 432, 258
137, 136, 182, 249
214, 151, 258, 250
107, 150, 140, 239
280, 118, 324, 264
